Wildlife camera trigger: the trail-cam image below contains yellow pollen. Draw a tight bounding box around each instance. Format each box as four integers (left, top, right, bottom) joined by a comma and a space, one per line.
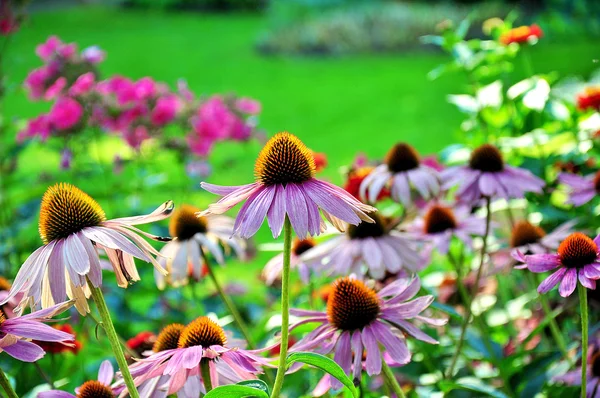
39, 183, 106, 244
153, 323, 185, 352
254, 132, 315, 185
77, 380, 114, 398
169, 204, 208, 241
178, 316, 227, 349
327, 277, 380, 331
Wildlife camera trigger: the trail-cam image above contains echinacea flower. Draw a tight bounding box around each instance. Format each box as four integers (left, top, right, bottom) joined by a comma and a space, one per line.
40, 360, 116, 398
0, 301, 74, 362
559, 171, 600, 206
0, 276, 22, 319
359, 143, 440, 206
200, 132, 375, 238
553, 340, 600, 396
35, 323, 82, 354
441, 144, 545, 205
577, 86, 600, 111
513, 232, 600, 297
407, 203, 485, 254
344, 166, 390, 201
289, 277, 445, 386
262, 238, 316, 286
1, 183, 173, 314
124, 316, 273, 395
500, 24, 543, 45
302, 212, 423, 279
126, 331, 156, 362
156, 204, 249, 289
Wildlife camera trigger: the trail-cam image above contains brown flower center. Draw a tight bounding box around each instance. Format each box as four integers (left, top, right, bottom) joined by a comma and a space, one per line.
178, 316, 227, 348
77, 380, 114, 398
510, 221, 546, 248
385, 143, 420, 173
347, 212, 386, 239
423, 205, 457, 234
593, 171, 600, 193
557, 232, 598, 269
153, 323, 185, 352
39, 183, 106, 244
469, 144, 504, 172
254, 132, 315, 186
327, 278, 380, 331
169, 204, 208, 241
0, 276, 11, 292
293, 238, 315, 256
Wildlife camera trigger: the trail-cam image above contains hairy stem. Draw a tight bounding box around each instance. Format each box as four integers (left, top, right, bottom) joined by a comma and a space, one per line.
579, 283, 589, 398
200, 359, 213, 393
381, 359, 406, 398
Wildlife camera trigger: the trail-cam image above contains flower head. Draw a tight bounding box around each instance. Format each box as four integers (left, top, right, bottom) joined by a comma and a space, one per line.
500, 24, 543, 45
441, 144, 544, 205
123, 316, 273, 395
0, 301, 74, 362
156, 204, 250, 289
302, 212, 423, 279
200, 132, 375, 238
359, 143, 440, 206
559, 171, 600, 206
514, 232, 600, 297
35, 323, 82, 354
1, 183, 173, 314
39, 360, 116, 398
126, 331, 156, 360
290, 277, 445, 386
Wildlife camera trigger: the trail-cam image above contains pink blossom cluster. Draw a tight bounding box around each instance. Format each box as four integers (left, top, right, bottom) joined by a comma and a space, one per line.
0, 0, 20, 36
18, 36, 262, 165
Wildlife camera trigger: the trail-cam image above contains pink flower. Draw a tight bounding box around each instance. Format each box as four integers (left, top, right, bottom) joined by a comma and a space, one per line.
82, 45, 105, 64
17, 115, 51, 142
177, 79, 194, 102
124, 125, 150, 150
235, 97, 261, 115
36, 36, 62, 61
24, 68, 50, 99
49, 97, 83, 130
151, 95, 179, 126
230, 118, 252, 141
57, 43, 77, 60
134, 77, 156, 100
60, 148, 72, 170
44, 77, 67, 100
69, 72, 95, 96
193, 96, 235, 140
187, 133, 216, 157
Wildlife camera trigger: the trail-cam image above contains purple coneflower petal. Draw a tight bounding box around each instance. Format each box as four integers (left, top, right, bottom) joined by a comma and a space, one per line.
384, 296, 434, 320
286, 183, 309, 238
538, 268, 567, 294
578, 271, 596, 290
558, 172, 592, 189
38, 391, 76, 398
1, 321, 73, 342
584, 264, 600, 279
351, 331, 363, 382
370, 321, 410, 365
558, 268, 578, 297
108, 200, 174, 225
2, 339, 45, 362
234, 185, 275, 238
392, 173, 411, 205
303, 180, 361, 226
569, 189, 596, 206
361, 326, 382, 376
524, 254, 561, 272
393, 318, 438, 344
267, 184, 286, 238
331, 332, 352, 389
98, 360, 114, 385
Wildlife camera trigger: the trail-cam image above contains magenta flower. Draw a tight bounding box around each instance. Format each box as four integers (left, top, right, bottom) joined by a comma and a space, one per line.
123, 125, 150, 150
151, 95, 180, 126
124, 317, 273, 394
0, 301, 74, 362
235, 97, 261, 115
559, 172, 600, 206
49, 97, 83, 131
301, 212, 422, 279
69, 72, 95, 96
513, 232, 600, 297
36, 36, 62, 61
17, 115, 51, 142
407, 203, 486, 254
200, 132, 375, 238
359, 143, 440, 206
44, 77, 67, 100
40, 360, 116, 398
1, 183, 173, 314
441, 144, 545, 204
24, 67, 50, 99
290, 277, 445, 385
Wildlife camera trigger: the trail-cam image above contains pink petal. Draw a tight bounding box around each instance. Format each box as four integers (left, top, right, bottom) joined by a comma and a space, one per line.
558, 268, 578, 297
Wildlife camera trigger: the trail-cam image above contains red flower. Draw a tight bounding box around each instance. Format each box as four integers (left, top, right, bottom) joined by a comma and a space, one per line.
577, 86, 600, 111
500, 24, 543, 45
127, 331, 156, 352
344, 166, 390, 201
35, 324, 81, 354
311, 151, 328, 172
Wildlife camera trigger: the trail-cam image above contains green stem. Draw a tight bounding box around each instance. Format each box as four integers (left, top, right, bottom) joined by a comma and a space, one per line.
270, 217, 292, 398
33, 361, 55, 389
201, 249, 255, 350
200, 359, 213, 393
527, 273, 572, 366
88, 280, 140, 398
0, 368, 17, 398
381, 359, 406, 398
579, 283, 589, 398
446, 197, 492, 378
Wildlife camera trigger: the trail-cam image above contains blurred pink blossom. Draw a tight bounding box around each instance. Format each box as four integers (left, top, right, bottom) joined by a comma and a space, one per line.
49, 97, 83, 130
123, 125, 149, 150
17, 115, 51, 142
69, 72, 95, 96
36, 36, 62, 61
44, 77, 67, 100
82, 46, 105, 64
235, 97, 261, 115
151, 95, 180, 126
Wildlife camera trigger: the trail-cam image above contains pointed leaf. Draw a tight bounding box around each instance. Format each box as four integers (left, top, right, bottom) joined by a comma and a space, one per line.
286, 352, 358, 398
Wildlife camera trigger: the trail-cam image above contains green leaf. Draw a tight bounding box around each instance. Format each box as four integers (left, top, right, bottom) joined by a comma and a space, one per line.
204, 384, 269, 398
236, 380, 270, 395
286, 352, 358, 398
439, 378, 509, 398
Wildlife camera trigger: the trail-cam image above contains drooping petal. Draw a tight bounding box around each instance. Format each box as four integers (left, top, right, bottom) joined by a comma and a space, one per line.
108, 200, 174, 225
558, 268, 578, 297
285, 183, 309, 238
266, 184, 286, 238
361, 326, 382, 376
2, 339, 45, 362
538, 267, 567, 294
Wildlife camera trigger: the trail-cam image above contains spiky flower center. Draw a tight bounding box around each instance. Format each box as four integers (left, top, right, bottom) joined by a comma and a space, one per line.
557, 232, 598, 269
254, 132, 315, 186
153, 323, 185, 352
593, 171, 600, 193
510, 221, 546, 248
39, 183, 106, 244
169, 204, 207, 241
469, 144, 504, 172
385, 143, 420, 173
592, 351, 600, 377
293, 238, 316, 256
77, 380, 114, 398
327, 278, 381, 331
0, 276, 11, 292
178, 316, 227, 349
347, 212, 386, 239
423, 205, 457, 234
